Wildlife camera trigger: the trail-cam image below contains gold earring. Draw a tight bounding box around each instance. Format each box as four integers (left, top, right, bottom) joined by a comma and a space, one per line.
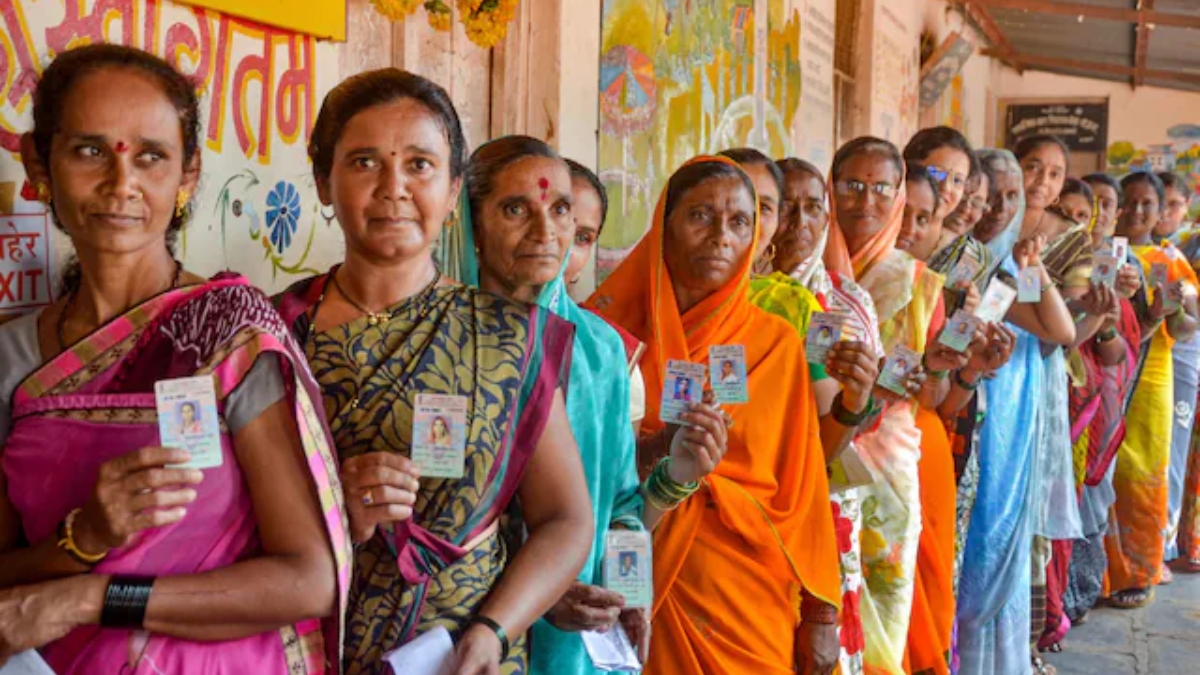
763, 242, 777, 263
175, 190, 190, 218
35, 182, 50, 205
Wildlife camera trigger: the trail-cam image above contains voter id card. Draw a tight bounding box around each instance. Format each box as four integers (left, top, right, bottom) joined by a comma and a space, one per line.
661, 360, 707, 424
709, 344, 748, 405
974, 278, 1018, 323
412, 394, 469, 479
604, 530, 653, 608
156, 375, 223, 470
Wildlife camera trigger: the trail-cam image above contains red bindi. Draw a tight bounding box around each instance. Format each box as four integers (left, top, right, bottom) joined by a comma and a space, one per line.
538, 177, 549, 202
114, 141, 129, 153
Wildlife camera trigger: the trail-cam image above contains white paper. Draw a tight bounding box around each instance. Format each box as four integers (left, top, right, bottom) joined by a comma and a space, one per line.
0, 652, 57, 675
383, 627, 456, 675
582, 625, 642, 673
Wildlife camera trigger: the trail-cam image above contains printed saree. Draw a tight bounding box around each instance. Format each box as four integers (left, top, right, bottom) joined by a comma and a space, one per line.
2, 276, 351, 675
440, 179, 645, 675
825, 173, 943, 675
1106, 244, 1200, 592
759, 265, 876, 675
1048, 297, 1141, 646
587, 156, 840, 675
1175, 236, 1200, 566
276, 273, 574, 675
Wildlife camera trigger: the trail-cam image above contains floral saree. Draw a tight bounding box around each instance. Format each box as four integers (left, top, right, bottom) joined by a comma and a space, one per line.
1106, 244, 1200, 592
755, 267, 875, 675
588, 156, 840, 675
277, 273, 574, 675
2, 276, 351, 675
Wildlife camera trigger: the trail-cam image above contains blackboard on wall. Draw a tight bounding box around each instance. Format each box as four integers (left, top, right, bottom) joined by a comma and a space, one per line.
1004, 101, 1109, 153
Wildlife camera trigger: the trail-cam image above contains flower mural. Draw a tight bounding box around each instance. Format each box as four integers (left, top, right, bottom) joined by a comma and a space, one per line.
265, 181, 301, 253
203, 170, 327, 281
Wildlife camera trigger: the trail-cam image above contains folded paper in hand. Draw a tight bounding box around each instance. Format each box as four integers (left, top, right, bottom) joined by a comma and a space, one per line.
384, 626, 455, 675
0, 652, 56, 675
582, 625, 641, 673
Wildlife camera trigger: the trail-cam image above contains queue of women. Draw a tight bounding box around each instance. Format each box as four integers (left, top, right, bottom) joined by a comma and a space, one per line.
1, 43, 1199, 675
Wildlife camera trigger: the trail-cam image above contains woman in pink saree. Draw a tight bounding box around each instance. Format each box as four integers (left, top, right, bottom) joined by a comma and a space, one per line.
0, 45, 349, 674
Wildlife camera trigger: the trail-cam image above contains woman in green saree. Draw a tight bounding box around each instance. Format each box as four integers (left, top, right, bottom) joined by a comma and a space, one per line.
276, 70, 595, 675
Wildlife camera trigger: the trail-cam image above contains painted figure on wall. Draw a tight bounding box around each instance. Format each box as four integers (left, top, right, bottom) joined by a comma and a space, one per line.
597, 0, 802, 277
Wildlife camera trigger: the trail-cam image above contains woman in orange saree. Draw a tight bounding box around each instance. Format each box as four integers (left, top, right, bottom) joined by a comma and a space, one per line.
1106, 172, 1200, 609
588, 156, 841, 675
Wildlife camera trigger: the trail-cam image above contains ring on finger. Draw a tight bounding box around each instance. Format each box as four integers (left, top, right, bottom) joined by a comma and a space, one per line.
362, 488, 374, 506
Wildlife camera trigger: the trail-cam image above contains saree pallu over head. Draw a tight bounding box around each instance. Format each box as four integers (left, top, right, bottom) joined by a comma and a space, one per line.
2, 276, 351, 675
276, 274, 574, 675
825, 170, 941, 675
586, 155, 840, 675
439, 169, 644, 675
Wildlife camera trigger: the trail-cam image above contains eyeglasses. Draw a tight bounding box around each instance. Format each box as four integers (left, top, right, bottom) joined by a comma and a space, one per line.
925, 165, 968, 190
834, 180, 897, 200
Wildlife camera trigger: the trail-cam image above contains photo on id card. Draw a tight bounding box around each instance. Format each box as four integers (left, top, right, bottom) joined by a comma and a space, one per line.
1017, 268, 1042, 303
877, 345, 920, 395
412, 394, 469, 479
709, 344, 748, 404
938, 310, 980, 353
661, 360, 707, 424
156, 375, 223, 470
947, 255, 981, 287
806, 312, 846, 365
605, 530, 653, 608
974, 278, 1017, 324
1091, 254, 1118, 287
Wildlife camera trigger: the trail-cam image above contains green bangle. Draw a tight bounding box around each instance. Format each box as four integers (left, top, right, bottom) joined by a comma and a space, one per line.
954, 370, 981, 391
1096, 327, 1118, 343
643, 457, 700, 511
830, 392, 873, 426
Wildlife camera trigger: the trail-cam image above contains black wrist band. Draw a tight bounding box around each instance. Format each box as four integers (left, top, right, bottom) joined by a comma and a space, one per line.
954, 370, 981, 392
830, 392, 873, 427
101, 576, 155, 629
470, 615, 510, 660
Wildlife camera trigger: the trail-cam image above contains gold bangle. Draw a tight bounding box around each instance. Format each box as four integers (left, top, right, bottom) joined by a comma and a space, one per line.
57, 507, 107, 566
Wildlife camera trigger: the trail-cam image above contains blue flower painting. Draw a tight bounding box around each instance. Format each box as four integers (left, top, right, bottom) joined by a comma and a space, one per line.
265, 181, 301, 253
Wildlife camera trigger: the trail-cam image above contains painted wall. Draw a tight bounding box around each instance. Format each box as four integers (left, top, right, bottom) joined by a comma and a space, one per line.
0, 0, 344, 315
595, 0, 805, 276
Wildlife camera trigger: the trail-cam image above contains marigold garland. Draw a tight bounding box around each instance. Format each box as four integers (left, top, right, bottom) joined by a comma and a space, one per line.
456, 0, 519, 49
369, 0, 518, 49
369, 0, 422, 21
425, 0, 453, 32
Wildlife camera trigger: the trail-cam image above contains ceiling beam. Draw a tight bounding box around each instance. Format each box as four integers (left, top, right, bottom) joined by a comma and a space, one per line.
963, 3, 1022, 72
1133, 0, 1154, 89
980, 49, 1200, 88
966, 0, 1200, 30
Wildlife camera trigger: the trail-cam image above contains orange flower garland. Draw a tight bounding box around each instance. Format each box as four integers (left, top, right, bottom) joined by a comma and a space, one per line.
368, 0, 519, 49
369, 0, 422, 21
456, 0, 519, 49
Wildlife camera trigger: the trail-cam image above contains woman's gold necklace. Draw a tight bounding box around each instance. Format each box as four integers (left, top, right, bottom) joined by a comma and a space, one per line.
331, 270, 395, 327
